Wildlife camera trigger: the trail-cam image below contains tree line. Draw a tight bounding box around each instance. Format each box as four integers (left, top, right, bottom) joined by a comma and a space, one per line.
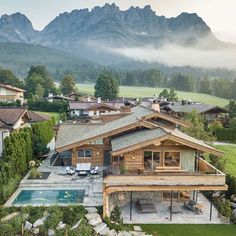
1, 65, 236, 100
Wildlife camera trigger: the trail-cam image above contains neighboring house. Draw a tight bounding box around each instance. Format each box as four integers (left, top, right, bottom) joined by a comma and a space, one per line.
55, 104, 227, 219
161, 102, 227, 122
0, 108, 50, 156
0, 84, 25, 105
69, 101, 125, 118
0, 108, 29, 156
79, 95, 98, 102
46, 93, 73, 102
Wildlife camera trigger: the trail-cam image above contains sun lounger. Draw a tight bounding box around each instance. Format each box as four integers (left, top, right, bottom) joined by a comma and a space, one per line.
136, 199, 157, 213
90, 166, 99, 175
66, 166, 75, 175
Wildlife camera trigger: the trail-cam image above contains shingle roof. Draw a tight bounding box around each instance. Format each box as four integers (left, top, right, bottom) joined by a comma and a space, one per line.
165, 103, 226, 114
111, 126, 222, 155
68, 101, 125, 110
56, 106, 154, 149
28, 111, 50, 122
0, 108, 28, 125
0, 84, 25, 92
111, 128, 167, 152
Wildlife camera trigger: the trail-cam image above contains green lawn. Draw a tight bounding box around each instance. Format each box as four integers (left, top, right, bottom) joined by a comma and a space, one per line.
140, 224, 236, 236
78, 84, 229, 107
35, 111, 60, 121
214, 144, 236, 177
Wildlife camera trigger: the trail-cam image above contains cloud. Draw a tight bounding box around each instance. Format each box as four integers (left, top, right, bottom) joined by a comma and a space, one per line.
104, 44, 236, 69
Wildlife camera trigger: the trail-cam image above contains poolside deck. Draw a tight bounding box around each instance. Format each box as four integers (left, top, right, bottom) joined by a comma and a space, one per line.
5, 153, 103, 207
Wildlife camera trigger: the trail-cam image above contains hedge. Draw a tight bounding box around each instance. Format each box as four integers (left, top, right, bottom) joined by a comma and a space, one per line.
28, 99, 67, 112
215, 128, 236, 142
0, 128, 33, 204
0, 119, 55, 205
32, 118, 55, 146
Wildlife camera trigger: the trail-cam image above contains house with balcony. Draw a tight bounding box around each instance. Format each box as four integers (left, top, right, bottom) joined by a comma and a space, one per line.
55, 104, 227, 222
0, 84, 25, 105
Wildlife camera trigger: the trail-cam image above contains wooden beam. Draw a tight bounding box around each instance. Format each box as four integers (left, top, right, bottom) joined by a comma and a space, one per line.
143, 112, 191, 128
105, 185, 228, 194
168, 136, 223, 157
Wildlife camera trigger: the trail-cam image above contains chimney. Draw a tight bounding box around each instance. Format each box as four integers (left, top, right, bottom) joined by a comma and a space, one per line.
98, 97, 101, 103
48, 93, 53, 98
87, 96, 91, 102
150, 101, 160, 113
120, 105, 131, 113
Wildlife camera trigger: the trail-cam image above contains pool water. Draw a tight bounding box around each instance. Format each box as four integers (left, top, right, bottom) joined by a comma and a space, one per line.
13, 190, 85, 205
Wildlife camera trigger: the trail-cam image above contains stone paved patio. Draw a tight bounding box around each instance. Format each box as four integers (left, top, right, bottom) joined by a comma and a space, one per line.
5, 152, 103, 207
121, 193, 223, 224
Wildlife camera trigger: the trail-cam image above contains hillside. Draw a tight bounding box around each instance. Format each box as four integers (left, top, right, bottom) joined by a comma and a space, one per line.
78, 84, 229, 107
0, 42, 102, 78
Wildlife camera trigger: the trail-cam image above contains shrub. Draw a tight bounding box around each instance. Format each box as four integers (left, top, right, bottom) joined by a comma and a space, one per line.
29, 168, 42, 179
44, 206, 63, 229
110, 205, 121, 223
28, 99, 67, 113
218, 200, 232, 218
104, 216, 122, 232
27, 206, 45, 223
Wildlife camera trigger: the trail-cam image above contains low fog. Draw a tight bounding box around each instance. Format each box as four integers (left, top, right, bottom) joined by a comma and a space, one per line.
103, 44, 236, 69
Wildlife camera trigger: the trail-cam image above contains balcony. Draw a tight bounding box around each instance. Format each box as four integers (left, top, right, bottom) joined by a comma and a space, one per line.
103, 157, 227, 192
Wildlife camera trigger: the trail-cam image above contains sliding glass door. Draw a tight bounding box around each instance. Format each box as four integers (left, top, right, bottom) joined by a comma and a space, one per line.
144, 151, 160, 171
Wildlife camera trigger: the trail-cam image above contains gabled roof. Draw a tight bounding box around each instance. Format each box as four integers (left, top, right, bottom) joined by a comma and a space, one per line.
164, 103, 227, 114
111, 127, 223, 156
28, 111, 50, 122
0, 108, 28, 126
56, 106, 154, 151
0, 84, 25, 92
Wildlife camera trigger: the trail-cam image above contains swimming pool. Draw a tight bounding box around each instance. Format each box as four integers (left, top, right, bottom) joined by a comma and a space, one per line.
12, 189, 85, 205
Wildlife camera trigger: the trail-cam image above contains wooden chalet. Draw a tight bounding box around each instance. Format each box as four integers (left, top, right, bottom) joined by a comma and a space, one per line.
161, 102, 227, 122
55, 104, 227, 220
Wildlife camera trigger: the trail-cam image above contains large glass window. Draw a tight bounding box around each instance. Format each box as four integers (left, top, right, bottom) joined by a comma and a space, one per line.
144, 151, 160, 170
78, 149, 93, 158
164, 152, 180, 167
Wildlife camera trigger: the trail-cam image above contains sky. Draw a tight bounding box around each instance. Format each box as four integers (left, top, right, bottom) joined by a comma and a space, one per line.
0, 0, 236, 43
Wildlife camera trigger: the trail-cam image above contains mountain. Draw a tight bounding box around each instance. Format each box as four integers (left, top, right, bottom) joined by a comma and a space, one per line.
38, 3, 220, 63
0, 3, 226, 64
0, 13, 37, 43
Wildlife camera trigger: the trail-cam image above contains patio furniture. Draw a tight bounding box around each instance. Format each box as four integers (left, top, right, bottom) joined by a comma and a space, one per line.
184, 200, 203, 214
90, 166, 99, 175
66, 166, 75, 175
76, 163, 91, 172
78, 171, 87, 177
136, 199, 157, 213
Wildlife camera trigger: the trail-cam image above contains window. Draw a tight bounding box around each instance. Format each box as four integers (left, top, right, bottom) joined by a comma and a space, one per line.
78, 149, 93, 158
164, 152, 180, 167
144, 151, 160, 170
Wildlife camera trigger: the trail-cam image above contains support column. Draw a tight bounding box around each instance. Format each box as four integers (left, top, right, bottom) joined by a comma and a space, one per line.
170, 190, 173, 222
103, 185, 109, 219
130, 191, 133, 221
71, 148, 77, 166
210, 191, 213, 221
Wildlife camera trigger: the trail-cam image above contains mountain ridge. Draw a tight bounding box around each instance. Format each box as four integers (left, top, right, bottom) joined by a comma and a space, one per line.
0, 3, 234, 65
